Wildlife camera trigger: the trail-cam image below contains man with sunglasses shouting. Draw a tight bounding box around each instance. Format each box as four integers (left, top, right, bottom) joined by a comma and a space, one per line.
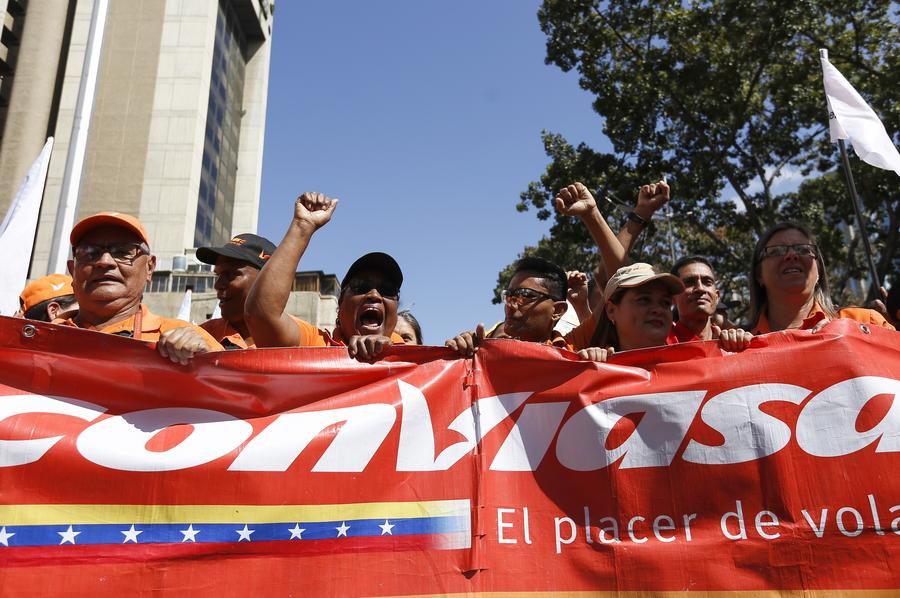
58, 212, 222, 363
245, 192, 406, 361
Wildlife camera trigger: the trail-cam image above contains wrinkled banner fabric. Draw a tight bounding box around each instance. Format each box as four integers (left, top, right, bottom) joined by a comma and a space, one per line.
0, 315, 898, 596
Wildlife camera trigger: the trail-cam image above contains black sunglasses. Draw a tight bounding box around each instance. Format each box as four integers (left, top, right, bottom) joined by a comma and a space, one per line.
343, 279, 400, 300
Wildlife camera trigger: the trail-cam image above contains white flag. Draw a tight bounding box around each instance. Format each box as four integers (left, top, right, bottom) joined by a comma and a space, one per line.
176, 288, 193, 322
820, 49, 900, 175
0, 137, 55, 315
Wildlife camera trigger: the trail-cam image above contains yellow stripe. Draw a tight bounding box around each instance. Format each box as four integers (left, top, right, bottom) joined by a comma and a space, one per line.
0, 499, 469, 525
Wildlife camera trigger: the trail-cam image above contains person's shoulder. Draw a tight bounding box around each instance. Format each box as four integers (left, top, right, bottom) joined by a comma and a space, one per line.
287, 315, 332, 347
837, 306, 896, 330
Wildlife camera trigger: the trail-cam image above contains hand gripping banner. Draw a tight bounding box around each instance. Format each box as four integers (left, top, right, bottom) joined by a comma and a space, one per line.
0, 315, 898, 596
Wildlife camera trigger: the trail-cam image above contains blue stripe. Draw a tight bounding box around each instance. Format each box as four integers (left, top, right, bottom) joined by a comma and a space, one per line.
0, 515, 468, 548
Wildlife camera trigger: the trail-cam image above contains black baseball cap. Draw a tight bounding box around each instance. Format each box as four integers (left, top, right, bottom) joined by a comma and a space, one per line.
342, 252, 403, 289
196, 233, 276, 269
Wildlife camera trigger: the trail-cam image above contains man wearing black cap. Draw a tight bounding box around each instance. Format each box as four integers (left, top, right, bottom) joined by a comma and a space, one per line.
197, 233, 278, 349
244, 191, 405, 361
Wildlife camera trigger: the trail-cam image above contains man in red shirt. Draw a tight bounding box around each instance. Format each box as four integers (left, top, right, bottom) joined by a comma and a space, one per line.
669, 256, 721, 343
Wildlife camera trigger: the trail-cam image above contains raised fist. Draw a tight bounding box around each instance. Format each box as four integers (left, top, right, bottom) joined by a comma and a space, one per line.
555, 183, 598, 218
294, 192, 338, 231
635, 180, 670, 219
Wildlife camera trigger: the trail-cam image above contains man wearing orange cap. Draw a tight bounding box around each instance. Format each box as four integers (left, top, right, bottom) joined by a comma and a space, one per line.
57, 212, 222, 363
19, 274, 79, 322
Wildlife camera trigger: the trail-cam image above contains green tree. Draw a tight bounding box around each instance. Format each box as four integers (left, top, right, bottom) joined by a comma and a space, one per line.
500, 0, 899, 314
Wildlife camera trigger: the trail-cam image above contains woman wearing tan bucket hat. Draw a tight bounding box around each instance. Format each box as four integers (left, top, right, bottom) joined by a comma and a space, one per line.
566, 263, 752, 361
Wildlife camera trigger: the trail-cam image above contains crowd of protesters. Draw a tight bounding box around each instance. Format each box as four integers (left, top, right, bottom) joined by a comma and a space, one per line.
10, 180, 897, 367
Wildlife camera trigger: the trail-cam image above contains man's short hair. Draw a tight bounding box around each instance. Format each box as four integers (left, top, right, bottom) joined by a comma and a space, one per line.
671, 255, 717, 279
24, 294, 77, 322
512, 256, 567, 301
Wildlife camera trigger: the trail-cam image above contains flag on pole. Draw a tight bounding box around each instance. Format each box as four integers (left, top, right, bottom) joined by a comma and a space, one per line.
176, 288, 193, 322
820, 49, 900, 175
0, 137, 55, 315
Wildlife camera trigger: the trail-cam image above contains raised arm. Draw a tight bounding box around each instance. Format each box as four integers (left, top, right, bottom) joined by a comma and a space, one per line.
245, 192, 337, 347
615, 180, 670, 256
556, 183, 629, 277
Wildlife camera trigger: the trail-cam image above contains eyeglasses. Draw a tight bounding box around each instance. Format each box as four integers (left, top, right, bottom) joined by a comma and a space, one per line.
759, 243, 818, 260
344, 279, 400, 300
501, 287, 558, 308
73, 242, 149, 264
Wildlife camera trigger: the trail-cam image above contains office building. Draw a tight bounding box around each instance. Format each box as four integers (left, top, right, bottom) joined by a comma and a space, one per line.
0, 0, 274, 273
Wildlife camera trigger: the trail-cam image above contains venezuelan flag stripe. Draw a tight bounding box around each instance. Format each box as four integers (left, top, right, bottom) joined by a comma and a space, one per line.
0, 499, 469, 525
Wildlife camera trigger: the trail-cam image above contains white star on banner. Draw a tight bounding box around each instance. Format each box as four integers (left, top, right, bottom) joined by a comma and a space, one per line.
58, 525, 80, 545
379, 520, 395, 535
121, 524, 143, 543
180, 524, 200, 542
0, 527, 14, 546
236, 524, 255, 542
288, 523, 305, 540
335, 522, 350, 537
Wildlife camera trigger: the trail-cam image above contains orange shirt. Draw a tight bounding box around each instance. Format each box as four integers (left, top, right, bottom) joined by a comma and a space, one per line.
201, 318, 252, 350
202, 315, 331, 349
548, 330, 575, 351
292, 317, 336, 347
752, 302, 896, 335
56, 304, 223, 351
564, 310, 600, 351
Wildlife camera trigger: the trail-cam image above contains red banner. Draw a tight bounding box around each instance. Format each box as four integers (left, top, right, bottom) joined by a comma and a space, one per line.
0, 315, 898, 596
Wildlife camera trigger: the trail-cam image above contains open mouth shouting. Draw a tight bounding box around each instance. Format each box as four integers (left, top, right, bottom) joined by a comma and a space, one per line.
356, 303, 386, 335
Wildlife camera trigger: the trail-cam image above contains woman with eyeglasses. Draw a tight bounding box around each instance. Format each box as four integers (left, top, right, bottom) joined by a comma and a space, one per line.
748, 222, 894, 334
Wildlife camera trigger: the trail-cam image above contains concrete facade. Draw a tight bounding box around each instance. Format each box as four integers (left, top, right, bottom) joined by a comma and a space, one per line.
0, 0, 274, 276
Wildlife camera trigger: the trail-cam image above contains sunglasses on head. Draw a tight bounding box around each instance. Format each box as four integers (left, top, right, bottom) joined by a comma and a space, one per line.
73, 242, 149, 265
344, 279, 400, 300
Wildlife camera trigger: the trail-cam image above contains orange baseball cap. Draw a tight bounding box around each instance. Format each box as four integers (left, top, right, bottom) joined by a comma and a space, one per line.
19, 274, 74, 311
70, 212, 150, 246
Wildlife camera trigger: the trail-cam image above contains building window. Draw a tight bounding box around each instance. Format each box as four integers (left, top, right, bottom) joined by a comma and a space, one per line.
194, 1, 247, 248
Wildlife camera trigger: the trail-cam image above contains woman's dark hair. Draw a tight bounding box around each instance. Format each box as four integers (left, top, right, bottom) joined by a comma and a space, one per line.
397, 310, 423, 344
587, 288, 625, 349
748, 221, 835, 329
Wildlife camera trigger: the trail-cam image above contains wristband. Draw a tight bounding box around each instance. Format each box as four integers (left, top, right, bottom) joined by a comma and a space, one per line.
621, 211, 649, 228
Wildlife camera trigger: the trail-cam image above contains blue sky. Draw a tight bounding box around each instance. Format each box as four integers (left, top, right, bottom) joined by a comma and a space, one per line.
257, 1, 611, 343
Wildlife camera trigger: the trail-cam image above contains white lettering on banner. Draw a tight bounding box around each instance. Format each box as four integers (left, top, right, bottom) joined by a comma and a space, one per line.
228, 404, 395, 472
795, 376, 900, 457
555, 391, 706, 470
682, 384, 810, 464
3, 375, 899, 472
490, 402, 569, 471
0, 394, 105, 466
396, 380, 531, 471
77, 408, 252, 472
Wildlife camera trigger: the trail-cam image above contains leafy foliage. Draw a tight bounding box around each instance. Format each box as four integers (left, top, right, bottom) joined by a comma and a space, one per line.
499, 0, 899, 316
